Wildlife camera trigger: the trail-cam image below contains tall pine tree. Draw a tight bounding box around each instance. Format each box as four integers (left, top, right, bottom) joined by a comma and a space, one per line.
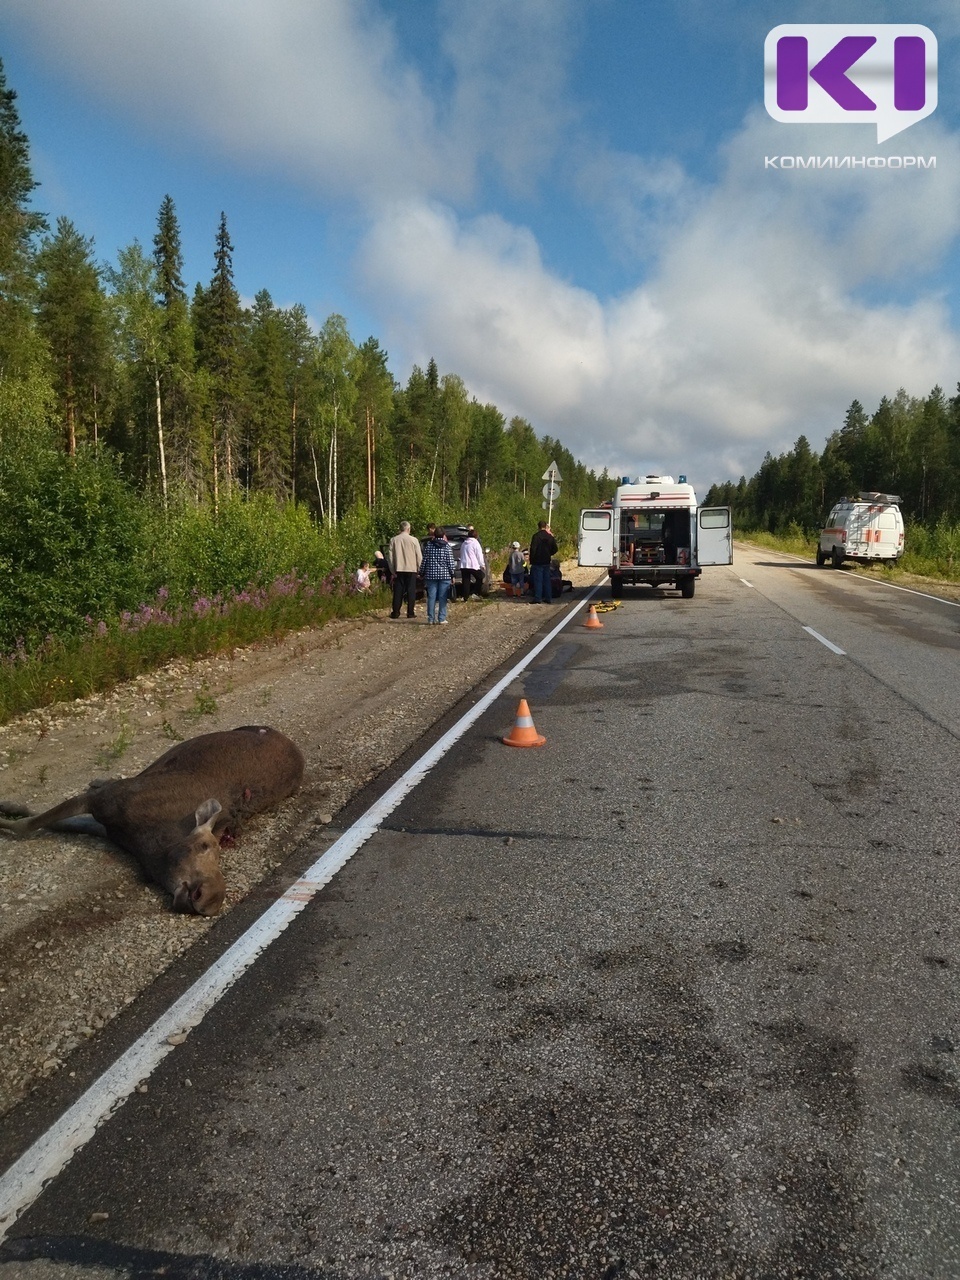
0, 53, 50, 472
36, 217, 111, 455
248, 289, 291, 497
0, 59, 46, 379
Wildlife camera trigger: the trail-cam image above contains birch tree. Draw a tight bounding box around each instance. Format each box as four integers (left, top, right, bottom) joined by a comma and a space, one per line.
352, 336, 394, 506
106, 241, 169, 503
313, 314, 356, 525
153, 195, 196, 492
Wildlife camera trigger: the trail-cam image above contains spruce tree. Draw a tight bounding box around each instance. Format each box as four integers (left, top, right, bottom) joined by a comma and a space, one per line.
193, 212, 247, 501
248, 289, 291, 497
914, 389, 941, 519
394, 363, 438, 468
0, 58, 47, 377
152, 195, 195, 491
432, 373, 469, 502
505, 415, 541, 498
153, 194, 186, 307
462, 402, 506, 506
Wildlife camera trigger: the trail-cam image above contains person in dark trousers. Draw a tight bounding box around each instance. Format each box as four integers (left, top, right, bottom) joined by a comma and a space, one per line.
457, 526, 487, 600
421, 528, 456, 624
387, 520, 423, 619
528, 521, 558, 604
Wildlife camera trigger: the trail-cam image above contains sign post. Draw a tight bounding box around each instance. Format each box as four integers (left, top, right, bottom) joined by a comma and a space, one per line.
541, 460, 562, 528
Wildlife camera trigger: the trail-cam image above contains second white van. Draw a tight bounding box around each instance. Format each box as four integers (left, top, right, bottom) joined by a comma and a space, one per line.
817, 492, 903, 568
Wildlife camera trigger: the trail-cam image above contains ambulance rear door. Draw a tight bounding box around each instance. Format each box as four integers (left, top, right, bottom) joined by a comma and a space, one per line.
578, 508, 615, 567
697, 507, 734, 566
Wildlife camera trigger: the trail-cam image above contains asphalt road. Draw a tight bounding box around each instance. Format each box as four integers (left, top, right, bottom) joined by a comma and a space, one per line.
2, 549, 959, 1280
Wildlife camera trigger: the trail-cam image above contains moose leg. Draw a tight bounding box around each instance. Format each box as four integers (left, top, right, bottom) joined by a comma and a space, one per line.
0, 793, 94, 838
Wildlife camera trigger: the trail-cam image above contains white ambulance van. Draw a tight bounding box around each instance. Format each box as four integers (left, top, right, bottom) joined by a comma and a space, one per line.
816, 492, 903, 568
578, 475, 733, 599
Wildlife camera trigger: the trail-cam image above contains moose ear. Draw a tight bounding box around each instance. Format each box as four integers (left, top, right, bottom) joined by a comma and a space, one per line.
192, 798, 223, 833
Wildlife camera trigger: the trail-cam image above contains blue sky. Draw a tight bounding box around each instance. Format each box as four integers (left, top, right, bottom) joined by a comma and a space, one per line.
2, 0, 960, 496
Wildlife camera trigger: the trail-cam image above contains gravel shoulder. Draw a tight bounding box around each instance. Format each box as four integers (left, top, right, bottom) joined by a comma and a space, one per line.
0, 568, 598, 1120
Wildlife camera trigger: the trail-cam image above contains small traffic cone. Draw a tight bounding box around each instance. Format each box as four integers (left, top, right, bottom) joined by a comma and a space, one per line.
583, 604, 604, 629
502, 698, 546, 748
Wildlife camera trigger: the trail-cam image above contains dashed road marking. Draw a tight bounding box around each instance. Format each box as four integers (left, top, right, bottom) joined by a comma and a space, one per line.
803, 625, 846, 655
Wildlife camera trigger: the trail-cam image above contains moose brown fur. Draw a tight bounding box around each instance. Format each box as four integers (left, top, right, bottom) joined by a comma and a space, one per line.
0, 726, 305, 916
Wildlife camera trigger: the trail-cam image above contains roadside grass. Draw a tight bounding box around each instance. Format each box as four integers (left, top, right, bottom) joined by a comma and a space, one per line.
0, 571, 385, 726
737, 529, 815, 559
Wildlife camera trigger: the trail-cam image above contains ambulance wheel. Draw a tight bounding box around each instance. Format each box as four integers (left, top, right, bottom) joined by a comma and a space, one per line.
610, 578, 622, 599
680, 578, 695, 599
831, 547, 844, 569
815, 548, 826, 567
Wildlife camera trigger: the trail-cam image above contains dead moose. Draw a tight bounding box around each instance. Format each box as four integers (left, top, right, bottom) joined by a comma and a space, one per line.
0, 726, 305, 915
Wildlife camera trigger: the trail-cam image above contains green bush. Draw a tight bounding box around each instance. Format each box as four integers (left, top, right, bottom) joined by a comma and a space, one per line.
900, 518, 960, 578
156, 494, 337, 598
0, 453, 391, 658
0, 444, 150, 650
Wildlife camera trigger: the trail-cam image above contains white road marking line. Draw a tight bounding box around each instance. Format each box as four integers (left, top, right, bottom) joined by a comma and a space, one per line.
739, 578, 754, 588
0, 591, 600, 1239
856, 576, 960, 608
750, 545, 960, 609
803, 626, 846, 655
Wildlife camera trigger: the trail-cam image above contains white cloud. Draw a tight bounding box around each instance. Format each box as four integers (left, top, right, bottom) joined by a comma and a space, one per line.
360, 108, 960, 489
719, 112, 960, 289
438, 0, 580, 196
4, 0, 583, 207
361, 201, 609, 413
3, 0, 462, 202
574, 150, 699, 269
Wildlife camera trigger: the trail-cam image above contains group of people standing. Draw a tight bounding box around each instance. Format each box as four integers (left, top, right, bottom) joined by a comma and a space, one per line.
384, 522, 487, 624
361, 518, 559, 625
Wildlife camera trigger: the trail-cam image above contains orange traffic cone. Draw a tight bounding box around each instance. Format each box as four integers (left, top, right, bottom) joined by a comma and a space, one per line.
583, 604, 604, 629
502, 698, 546, 748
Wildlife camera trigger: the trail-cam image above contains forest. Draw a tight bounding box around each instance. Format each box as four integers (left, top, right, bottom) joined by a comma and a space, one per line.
0, 58, 608, 671
4, 50, 958, 719
704, 388, 960, 549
